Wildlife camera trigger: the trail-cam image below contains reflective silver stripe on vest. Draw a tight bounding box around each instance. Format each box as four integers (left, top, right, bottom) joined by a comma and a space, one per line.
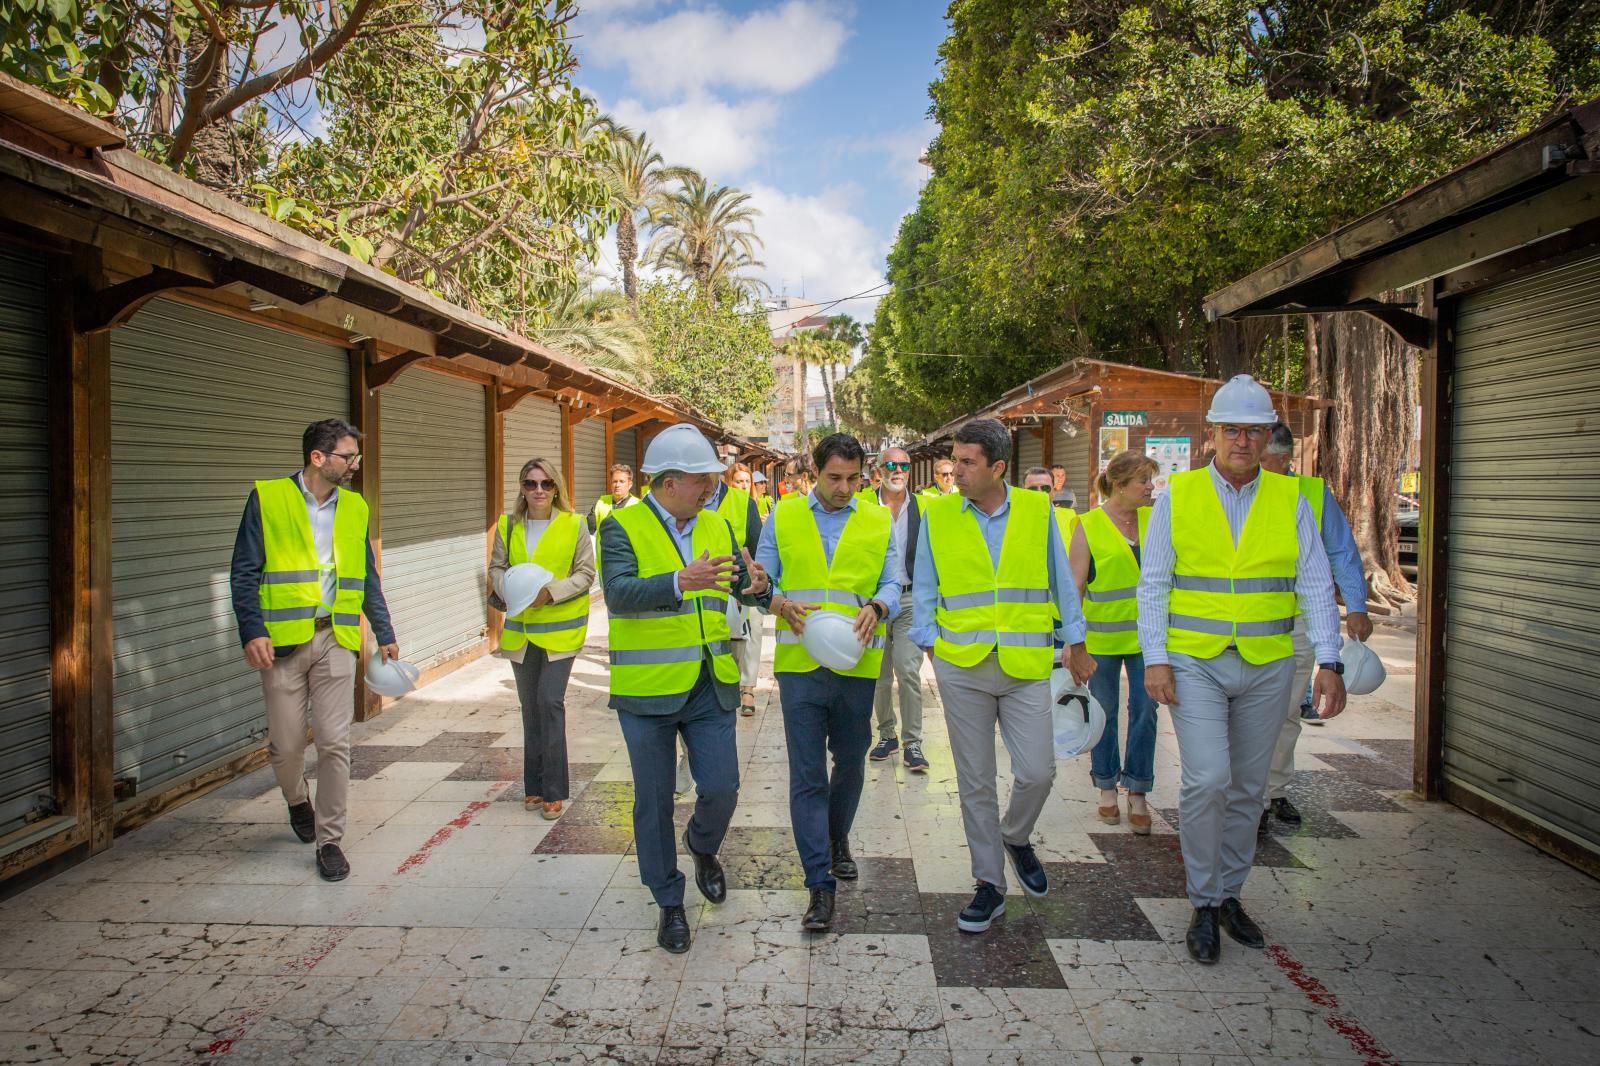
1086, 586, 1137, 602
338, 577, 365, 591
998, 588, 1050, 604
699, 594, 731, 613
1172, 576, 1296, 593
775, 630, 802, 645
938, 588, 1048, 611
781, 588, 868, 607
1085, 619, 1139, 633
263, 569, 319, 584
938, 627, 1052, 648
609, 601, 699, 620
609, 641, 733, 666
333, 613, 361, 628
263, 605, 318, 621
505, 616, 587, 634
1168, 613, 1294, 637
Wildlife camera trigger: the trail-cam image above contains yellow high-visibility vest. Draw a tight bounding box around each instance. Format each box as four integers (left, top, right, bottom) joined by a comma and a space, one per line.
1166, 468, 1299, 664
1080, 506, 1149, 656
771, 496, 890, 678
716, 485, 754, 550
256, 477, 368, 651
499, 511, 588, 654
606, 504, 740, 696
1296, 475, 1325, 529
756, 494, 772, 518
925, 487, 1055, 679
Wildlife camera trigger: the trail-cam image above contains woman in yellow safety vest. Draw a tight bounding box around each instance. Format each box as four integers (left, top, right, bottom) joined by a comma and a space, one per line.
489, 457, 595, 820
1068, 450, 1158, 834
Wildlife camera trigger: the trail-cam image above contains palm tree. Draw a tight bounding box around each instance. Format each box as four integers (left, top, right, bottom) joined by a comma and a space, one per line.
598, 124, 672, 308
529, 280, 650, 383
645, 171, 764, 304
787, 331, 848, 432
813, 315, 864, 427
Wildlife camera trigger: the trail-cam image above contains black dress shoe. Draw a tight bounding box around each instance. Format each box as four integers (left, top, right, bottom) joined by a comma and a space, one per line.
316, 843, 349, 882
683, 828, 726, 904
830, 841, 858, 881
802, 886, 835, 931
288, 800, 315, 844
657, 905, 691, 953
1219, 898, 1265, 949
1004, 841, 1048, 898
1186, 905, 1220, 964
1258, 809, 1272, 836
1270, 796, 1303, 826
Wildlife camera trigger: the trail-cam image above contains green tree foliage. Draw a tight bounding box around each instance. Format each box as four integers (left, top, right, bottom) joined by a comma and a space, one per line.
530, 279, 649, 383
870, 0, 1597, 430
635, 280, 776, 426
645, 171, 766, 302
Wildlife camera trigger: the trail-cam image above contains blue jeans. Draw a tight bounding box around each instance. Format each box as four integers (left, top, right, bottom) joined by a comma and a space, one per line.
616, 671, 740, 907
776, 668, 875, 890
1087, 652, 1158, 792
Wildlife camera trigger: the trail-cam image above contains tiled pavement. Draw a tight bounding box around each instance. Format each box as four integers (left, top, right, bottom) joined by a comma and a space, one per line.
2, 609, 1597, 1065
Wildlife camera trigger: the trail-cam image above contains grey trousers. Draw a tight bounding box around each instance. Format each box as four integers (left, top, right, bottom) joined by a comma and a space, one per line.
1266, 616, 1317, 803
1168, 649, 1297, 908
933, 651, 1055, 894
873, 591, 923, 744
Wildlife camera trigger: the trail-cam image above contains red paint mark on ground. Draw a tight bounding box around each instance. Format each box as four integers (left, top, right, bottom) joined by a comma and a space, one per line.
1266, 943, 1403, 1066
195, 781, 510, 1063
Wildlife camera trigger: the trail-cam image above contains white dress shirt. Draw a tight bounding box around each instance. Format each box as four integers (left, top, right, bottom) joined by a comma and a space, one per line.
294, 472, 339, 617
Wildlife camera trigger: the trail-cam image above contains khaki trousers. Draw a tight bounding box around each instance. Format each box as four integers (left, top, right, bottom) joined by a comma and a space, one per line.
260, 627, 356, 847
873, 591, 924, 744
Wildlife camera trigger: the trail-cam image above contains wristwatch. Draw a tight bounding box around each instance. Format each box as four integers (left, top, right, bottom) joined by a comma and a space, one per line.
868, 599, 887, 621
1318, 661, 1344, 675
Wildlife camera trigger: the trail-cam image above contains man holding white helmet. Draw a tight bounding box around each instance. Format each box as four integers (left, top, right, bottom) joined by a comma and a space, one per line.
1137, 375, 1345, 964
1258, 422, 1371, 833
754, 432, 900, 931
598, 423, 771, 954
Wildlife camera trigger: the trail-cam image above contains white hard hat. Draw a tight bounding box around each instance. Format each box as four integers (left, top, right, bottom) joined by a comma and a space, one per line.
641, 424, 725, 476
502, 562, 553, 617
1341, 636, 1387, 696
366, 653, 421, 698
801, 611, 864, 672
1050, 667, 1107, 758
1206, 374, 1278, 424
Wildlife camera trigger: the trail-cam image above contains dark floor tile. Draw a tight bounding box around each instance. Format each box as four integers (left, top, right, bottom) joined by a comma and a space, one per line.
921, 898, 1065, 988
348, 745, 424, 780
424, 731, 508, 749
847, 857, 920, 894
1316, 752, 1413, 791
1157, 805, 1340, 849
1022, 885, 1162, 941
721, 853, 808, 890
534, 823, 635, 854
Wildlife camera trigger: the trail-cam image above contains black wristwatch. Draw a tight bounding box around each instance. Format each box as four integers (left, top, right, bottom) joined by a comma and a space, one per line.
1318, 661, 1344, 675
868, 599, 887, 621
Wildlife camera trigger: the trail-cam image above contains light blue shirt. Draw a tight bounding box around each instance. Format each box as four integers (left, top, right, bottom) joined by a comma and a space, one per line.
644, 492, 698, 600
1318, 487, 1369, 616
910, 485, 1087, 649
754, 491, 901, 618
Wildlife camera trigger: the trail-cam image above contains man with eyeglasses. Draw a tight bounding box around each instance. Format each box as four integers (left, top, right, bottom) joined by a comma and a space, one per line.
230, 418, 398, 882
867, 447, 928, 772
1136, 375, 1345, 964
919, 458, 956, 499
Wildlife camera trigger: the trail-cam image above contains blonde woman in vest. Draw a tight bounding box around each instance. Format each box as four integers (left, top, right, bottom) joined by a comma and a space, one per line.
490, 458, 595, 819
727, 461, 765, 715
1069, 450, 1158, 834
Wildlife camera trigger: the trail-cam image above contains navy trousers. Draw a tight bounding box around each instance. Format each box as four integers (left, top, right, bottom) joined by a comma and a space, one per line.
776, 667, 875, 890
616, 671, 740, 907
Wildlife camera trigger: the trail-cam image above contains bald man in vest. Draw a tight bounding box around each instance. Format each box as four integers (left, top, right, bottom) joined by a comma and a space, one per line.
1138, 376, 1345, 964
231, 418, 397, 883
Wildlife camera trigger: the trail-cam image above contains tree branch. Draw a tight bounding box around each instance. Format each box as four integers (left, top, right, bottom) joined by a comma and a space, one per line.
200, 0, 380, 125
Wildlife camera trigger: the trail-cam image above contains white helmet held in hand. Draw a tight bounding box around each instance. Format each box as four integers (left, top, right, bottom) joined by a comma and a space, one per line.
801, 611, 865, 672
502, 562, 553, 617
1050, 667, 1107, 759
366, 653, 421, 698
1206, 374, 1278, 424
1340, 636, 1386, 696
640, 423, 726, 476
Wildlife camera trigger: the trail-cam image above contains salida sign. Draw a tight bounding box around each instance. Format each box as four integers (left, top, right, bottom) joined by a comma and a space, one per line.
1102, 410, 1148, 428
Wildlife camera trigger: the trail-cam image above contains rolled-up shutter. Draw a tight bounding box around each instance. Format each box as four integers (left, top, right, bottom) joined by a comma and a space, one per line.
1053, 420, 1091, 504
110, 299, 349, 796
502, 397, 562, 512
571, 418, 607, 515
381, 369, 488, 670
1015, 429, 1043, 484
1442, 253, 1600, 862
613, 426, 638, 482
0, 246, 54, 836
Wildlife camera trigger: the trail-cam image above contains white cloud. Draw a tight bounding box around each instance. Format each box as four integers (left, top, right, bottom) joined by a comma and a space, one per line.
609, 92, 779, 176
590, 1, 848, 99
745, 183, 887, 318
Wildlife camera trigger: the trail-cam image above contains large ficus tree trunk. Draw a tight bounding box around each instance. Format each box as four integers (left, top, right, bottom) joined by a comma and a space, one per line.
1306, 304, 1419, 612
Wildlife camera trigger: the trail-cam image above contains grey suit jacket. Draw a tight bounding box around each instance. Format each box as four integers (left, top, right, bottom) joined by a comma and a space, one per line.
599, 504, 772, 716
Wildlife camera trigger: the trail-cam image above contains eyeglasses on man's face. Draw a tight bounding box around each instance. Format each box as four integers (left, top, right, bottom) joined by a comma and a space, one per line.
881, 461, 910, 472
1218, 425, 1268, 441
323, 451, 361, 465
1024, 483, 1052, 491
523, 478, 556, 491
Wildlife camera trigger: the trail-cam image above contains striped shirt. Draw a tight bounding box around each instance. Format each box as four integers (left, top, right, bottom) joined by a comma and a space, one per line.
1136, 463, 1341, 667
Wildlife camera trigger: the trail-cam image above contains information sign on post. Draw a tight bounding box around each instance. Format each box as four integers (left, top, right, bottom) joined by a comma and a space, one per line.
1145, 436, 1191, 496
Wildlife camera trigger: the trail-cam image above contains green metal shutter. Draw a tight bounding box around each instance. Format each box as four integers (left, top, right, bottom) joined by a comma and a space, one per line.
502, 397, 563, 512
0, 246, 54, 837
1443, 252, 1600, 859
381, 369, 488, 670
571, 418, 607, 516
110, 299, 349, 796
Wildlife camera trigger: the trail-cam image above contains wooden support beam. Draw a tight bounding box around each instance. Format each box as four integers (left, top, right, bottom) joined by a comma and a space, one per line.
486, 384, 504, 648
351, 340, 383, 723
85, 326, 113, 851
1414, 283, 1451, 800
76, 268, 216, 332
498, 386, 539, 411
367, 350, 431, 390
604, 413, 616, 475
609, 410, 654, 434
560, 404, 576, 498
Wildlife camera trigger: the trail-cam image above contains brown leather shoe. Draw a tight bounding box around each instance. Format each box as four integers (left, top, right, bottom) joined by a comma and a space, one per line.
524, 795, 543, 811
542, 801, 563, 820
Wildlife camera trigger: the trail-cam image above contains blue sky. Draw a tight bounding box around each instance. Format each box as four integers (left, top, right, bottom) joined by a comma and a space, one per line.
572, 1, 949, 318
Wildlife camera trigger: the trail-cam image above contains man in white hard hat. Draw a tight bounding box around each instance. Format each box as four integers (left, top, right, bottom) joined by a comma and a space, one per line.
1137, 374, 1345, 964
598, 424, 771, 954
1258, 422, 1371, 832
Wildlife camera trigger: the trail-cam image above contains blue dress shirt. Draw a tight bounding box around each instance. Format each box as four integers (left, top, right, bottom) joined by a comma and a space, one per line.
754, 491, 902, 619
1318, 487, 1369, 615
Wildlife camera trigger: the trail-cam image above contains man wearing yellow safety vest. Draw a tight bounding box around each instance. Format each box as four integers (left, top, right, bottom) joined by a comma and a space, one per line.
1259, 422, 1371, 833
1137, 375, 1346, 965
918, 457, 956, 499
598, 424, 771, 954
867, 446, 929, 773
587, 463, 640, 534
230, 419, 397, 883
912, 419, 1097, 934
755, 433, 900, 930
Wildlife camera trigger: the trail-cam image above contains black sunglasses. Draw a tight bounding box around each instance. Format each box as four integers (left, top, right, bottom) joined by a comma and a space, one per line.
522, 478, 556, 491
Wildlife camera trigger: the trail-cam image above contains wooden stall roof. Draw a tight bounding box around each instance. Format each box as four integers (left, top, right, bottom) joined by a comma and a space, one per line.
0, 73, 776, 454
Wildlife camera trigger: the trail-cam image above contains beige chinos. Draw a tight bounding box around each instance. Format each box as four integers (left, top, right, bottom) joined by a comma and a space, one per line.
261, 625, 356, 848
873, 590, 924, 744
